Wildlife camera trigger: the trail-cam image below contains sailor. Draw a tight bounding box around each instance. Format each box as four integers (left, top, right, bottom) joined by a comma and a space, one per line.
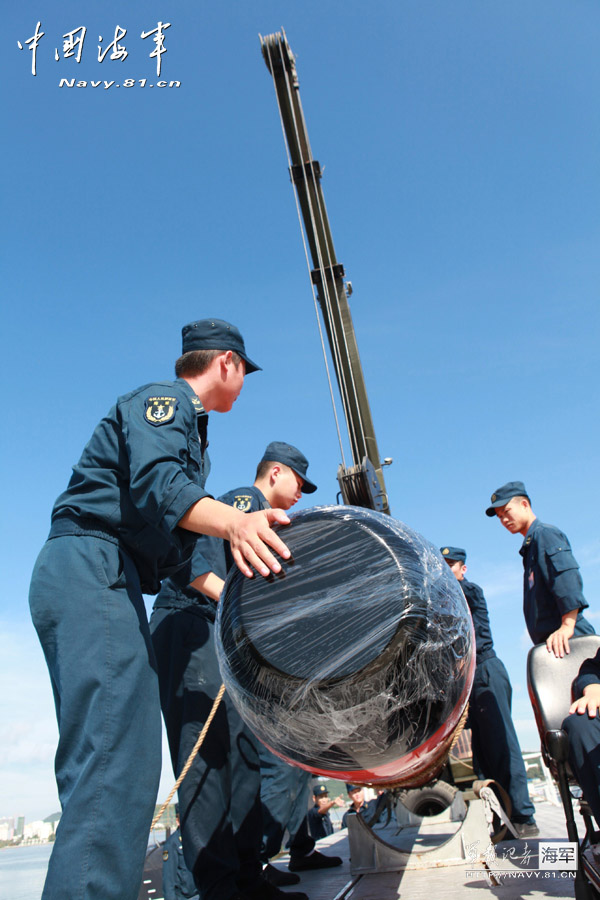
562, 648, 600, 828
149, 441, 320, 900
486, 481, 594, 657
29, 319, 291, 900
341, 785, 378, 829
441, 546, 538, 837
162, 808, 199, 900
307, 785, 345, 841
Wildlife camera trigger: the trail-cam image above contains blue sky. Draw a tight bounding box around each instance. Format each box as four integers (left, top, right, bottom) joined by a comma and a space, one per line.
2, 0, 599, 821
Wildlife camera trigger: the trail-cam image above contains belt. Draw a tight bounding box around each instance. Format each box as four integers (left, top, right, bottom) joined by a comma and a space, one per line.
49, 514, 121, 545
153, 589, 216, 617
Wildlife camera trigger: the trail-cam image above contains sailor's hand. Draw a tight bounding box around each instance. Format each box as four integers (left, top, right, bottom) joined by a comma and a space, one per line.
229, 508, 291, 578
546, 624, 574, 658
569, 685, 600, 717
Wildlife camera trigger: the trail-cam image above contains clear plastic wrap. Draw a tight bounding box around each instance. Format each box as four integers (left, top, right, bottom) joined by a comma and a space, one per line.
215, 506, 474, 786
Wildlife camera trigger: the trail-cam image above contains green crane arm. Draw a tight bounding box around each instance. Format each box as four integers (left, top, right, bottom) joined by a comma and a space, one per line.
260, 29, 391, 514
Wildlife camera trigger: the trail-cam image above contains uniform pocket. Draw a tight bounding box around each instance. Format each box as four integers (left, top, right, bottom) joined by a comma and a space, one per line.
548, 547, 578, 575
94, 540, 129, 590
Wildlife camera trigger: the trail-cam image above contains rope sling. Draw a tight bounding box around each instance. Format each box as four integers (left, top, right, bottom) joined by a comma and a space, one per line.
150, 683, 226, 829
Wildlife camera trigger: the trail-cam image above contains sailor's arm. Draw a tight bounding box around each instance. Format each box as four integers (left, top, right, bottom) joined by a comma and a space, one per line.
569, 683, 600, 717
190, 571, 225, 602
545, 609, 578, 658
179, 498, 290, 578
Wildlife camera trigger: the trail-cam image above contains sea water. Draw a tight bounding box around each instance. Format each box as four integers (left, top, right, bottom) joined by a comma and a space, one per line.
0, 843, 52, 900
0, 833, 167, 900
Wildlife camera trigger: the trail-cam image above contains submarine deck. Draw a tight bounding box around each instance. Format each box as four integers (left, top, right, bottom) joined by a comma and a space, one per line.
271, 799, 580, 899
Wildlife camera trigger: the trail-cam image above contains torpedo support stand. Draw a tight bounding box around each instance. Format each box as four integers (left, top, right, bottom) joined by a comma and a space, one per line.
346, 787, 506, 874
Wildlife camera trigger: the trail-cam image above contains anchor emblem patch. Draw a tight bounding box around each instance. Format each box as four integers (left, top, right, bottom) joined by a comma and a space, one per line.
145, 396, 178, 426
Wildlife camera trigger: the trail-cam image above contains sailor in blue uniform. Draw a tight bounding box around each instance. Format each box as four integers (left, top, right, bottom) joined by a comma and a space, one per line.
441, 546, 537, 836
162, 809, 199, 900
562, 649, 600, 827
150, 442, 318, 900
341, 785, 378, 829
29, 320, 291, 900
307, 785, 344, 840
486, 481, 594, 657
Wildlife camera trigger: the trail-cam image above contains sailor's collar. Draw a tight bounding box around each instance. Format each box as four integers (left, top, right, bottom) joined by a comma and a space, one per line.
519, 517, 539, 555
176, 378, 207, 416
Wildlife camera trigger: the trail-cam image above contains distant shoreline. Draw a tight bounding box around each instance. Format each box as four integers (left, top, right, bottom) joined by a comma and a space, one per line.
0, 840, 53, 850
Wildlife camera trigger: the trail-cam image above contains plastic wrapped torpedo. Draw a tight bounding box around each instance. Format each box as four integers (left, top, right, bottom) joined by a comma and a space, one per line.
215, 505, 475, 787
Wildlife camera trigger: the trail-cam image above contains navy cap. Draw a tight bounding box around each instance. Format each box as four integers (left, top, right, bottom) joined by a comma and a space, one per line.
261, 441, 317, 494
313, 784, 329, 797
440, 546, 466, 563
346, 783, 362, 793
485, 481, 530, 517
181, 319, 261, 374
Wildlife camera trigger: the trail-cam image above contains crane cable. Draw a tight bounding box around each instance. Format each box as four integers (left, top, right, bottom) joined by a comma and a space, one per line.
262, 33, 346, 468
262, 30, 369, 468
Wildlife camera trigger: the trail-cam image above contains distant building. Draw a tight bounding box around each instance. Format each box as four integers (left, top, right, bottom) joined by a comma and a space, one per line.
24, 820, 54, 841
0, 818, 14, 841
16, 816, 25, 838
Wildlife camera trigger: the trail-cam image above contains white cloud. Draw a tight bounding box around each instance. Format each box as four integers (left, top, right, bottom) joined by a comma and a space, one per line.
479, 561, 522, 604
579, 541, 600, 569
0, 622, 60, 820
0, 619, 185, 823
512, 717, 543, 753
520, 628, 531, 650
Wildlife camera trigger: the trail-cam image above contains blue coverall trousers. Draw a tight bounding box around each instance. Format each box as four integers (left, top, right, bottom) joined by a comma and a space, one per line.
562, 712, 600, 828
469, 655, 535, 822
149, 602, 263, 900
29, 534, 162, 900
259, 746, 314, 861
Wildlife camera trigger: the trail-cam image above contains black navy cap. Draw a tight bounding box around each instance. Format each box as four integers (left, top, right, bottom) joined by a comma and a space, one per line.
346, 783, 362, 793
485, 481, 530, 517
440, 546, 466, 563
260, 441, 317, 494
181, 319, 261, 374
313, 784, 329, 797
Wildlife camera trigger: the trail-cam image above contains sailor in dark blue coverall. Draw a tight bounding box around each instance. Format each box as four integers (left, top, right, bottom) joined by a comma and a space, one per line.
307, 785, 344, 840
162, 811, 199, 900
441, 546, 537, 836
341, 784, 378, 829
150, 442, 320, 900
28, 319, 291, 900
486, 481, 594, 658
562, 649, 600, 828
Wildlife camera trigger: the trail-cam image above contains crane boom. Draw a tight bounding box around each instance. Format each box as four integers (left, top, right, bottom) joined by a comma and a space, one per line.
260, 30, 391, 515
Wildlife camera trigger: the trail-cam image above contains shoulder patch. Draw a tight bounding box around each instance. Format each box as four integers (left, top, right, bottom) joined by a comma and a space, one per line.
144, 396, 179, 426
232, 494, 253, 512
